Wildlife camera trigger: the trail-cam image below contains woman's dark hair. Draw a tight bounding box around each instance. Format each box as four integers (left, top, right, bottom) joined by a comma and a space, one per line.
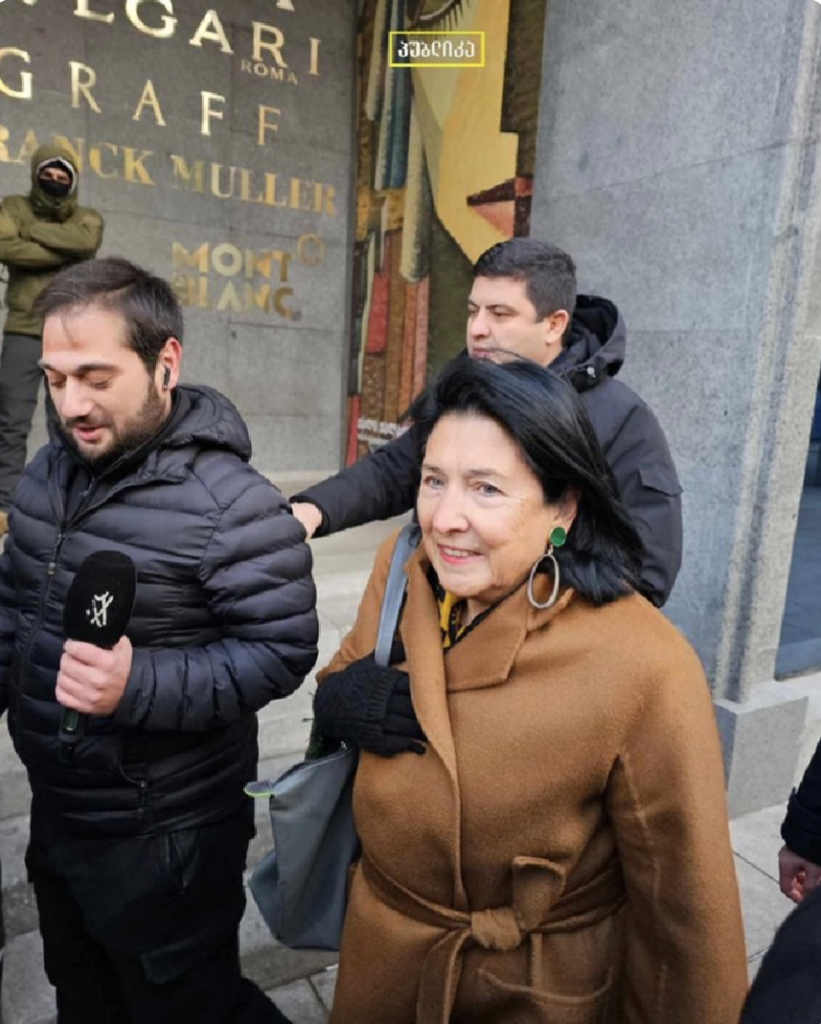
409, 357, 644, 606
35, 256, 183, 373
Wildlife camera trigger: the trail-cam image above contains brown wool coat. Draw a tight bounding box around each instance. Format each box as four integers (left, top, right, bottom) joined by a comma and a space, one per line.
320, 532, 748, 1024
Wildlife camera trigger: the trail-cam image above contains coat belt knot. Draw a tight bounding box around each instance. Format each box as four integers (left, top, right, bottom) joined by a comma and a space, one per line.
470, 906, 522, 951
360, 853, 626, 1024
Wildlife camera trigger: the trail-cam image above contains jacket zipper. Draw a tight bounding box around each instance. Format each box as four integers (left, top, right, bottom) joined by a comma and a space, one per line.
18, 528, 66, 695
15, 477, 141, 736
15, 452, 183, 799
117, 761, 149, 820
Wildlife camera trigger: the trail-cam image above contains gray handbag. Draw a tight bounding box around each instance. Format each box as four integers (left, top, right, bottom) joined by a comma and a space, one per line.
246, 522, 420, 951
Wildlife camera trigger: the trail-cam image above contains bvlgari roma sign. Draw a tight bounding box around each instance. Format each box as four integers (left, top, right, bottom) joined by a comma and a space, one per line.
0, 0, 338, 320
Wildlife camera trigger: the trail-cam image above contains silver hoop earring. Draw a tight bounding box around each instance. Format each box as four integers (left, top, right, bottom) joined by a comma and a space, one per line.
527, 545, 560, 610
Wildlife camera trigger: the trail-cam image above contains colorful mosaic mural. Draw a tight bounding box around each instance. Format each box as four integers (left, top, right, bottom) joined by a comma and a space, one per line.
347, 0, 547, 462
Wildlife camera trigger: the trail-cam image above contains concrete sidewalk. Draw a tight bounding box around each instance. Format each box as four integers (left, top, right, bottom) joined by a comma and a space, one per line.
0, 511, 800, 1022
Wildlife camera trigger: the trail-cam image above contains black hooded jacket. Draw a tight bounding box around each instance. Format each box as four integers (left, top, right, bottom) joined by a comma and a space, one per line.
294, 295, 682, 607
740, 884, 821, 1024
782, 740, 821, 866
0, 385, 318, 836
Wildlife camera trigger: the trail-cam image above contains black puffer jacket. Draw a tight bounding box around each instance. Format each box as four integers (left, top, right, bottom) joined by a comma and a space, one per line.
782, 739, 821, 864
0, 385, 318, 836
294, 295, 683, 607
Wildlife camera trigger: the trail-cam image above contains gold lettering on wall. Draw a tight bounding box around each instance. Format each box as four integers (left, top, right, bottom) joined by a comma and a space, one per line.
171, 234, 323, 321
215, 282, 244, 313
263, 174, 289, 207
253, 23, 288, 67
238, 168, 264, 204
123, 147, 155, 184
212, 243, 244, 278
70, 62, 101, 113
290, 178, 312, 211
89, 142, 119, 178
297, 233, 325, 265
274, 287, 295, 318
258, 106, 280, 147
201, 92, 226, 136
0, 124, 338, 223
189, 10, 233, 54
132, 79, 166, 126
309, 37, 321, 77
239, 59, 298, 85
16, 130, 40, 164
125, 0, 177, 39
211, 165, 239, 200
2, 7, 325, 144
74, 0, 115, 25
170, 155, 206, 193
172, 242, 210, 272
0, 48, 33, 101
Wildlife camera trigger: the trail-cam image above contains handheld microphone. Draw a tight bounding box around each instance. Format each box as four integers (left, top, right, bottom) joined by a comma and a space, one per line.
60, 550, 137, 750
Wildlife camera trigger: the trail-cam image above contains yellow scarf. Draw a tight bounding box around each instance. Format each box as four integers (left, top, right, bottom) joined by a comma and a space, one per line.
437, 588, 469, 650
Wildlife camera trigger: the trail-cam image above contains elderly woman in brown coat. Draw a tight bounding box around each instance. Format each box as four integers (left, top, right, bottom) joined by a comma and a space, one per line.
313, 358, 748, 1024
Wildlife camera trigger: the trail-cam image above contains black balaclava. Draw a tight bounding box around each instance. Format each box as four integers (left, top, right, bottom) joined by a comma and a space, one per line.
30, 144, 79, 221
38, 165, 73, 198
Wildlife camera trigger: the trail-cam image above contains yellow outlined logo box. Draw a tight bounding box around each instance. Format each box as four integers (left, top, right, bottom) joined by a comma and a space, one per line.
388, 31, 485, 69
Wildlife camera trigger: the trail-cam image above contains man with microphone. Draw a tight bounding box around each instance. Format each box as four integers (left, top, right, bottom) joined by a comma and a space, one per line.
0, 258, 317, 1024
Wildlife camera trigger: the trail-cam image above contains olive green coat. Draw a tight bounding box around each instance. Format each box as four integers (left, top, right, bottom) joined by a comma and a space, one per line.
0, 144, 103, 336
320, 531, 749, 1024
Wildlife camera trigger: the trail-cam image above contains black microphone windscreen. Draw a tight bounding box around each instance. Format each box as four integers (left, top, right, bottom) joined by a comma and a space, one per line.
63, 550, 137, 649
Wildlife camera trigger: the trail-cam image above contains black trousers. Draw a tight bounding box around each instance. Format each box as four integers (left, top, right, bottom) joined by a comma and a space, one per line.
0, 332, 58, 509
741, 884, 821, 1023
26, 803, 290, 1024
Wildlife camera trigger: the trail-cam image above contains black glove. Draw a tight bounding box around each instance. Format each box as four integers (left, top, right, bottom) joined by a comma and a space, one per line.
313, 653, 426, 758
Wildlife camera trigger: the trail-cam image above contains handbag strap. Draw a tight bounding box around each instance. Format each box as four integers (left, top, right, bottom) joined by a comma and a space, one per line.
374, 522, 421, 667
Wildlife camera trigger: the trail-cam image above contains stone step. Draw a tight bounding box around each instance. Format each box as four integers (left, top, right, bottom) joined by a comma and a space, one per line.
3, 927, 338, 1024
3, 938, 337, 1024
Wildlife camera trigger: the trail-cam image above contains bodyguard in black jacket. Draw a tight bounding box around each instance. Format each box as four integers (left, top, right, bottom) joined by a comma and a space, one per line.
741, 885, 821, 1024
293, 239, 682, 607
0, 258, 315, 1024
742, 740, 821, 1022
779, 739, 821, 903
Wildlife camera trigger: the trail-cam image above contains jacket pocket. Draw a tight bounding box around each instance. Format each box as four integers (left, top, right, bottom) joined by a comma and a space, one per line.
638, 464, 682, 497
163, 828, 199, 899
477, 967, 612, 1024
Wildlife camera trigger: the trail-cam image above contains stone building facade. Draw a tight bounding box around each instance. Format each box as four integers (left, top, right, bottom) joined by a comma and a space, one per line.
3, 0, 821, 812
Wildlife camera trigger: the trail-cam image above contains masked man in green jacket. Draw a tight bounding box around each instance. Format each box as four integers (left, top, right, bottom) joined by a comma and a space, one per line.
0, 143, 104, 535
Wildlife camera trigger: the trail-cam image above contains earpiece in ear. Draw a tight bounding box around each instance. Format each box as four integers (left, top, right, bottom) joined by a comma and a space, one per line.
162, 366, 171, 390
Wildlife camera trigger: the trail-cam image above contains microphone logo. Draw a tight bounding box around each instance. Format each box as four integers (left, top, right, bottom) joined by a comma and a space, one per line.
86, 592, 114, 629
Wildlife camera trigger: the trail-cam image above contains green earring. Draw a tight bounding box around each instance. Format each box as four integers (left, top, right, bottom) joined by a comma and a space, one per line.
549, 526, 567, 548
